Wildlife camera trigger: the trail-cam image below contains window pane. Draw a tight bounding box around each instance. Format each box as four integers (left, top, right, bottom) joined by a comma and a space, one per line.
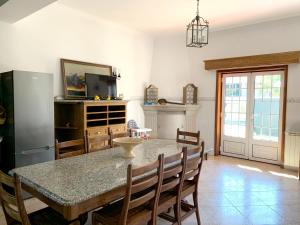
263, 88, 272, 99
272, 75, 281, 87
253, 127, 261, 136
271, 115, 279, 129
255, 76, 263, 88
271, 101, 279, 115
263, 76, 272, 88
240, 89, 247, 100
255, 89, 263, 99
239, 101, 247, 113
232, 101, 239, 112
272, 88, 280, 99
254, 114, 261, 127
241, 77, 247, 88
262, 101, 271, 114
271, 129, 278, 139
262, 128, 269, 136
262, 115, 270, 127
254, 100, 263, 114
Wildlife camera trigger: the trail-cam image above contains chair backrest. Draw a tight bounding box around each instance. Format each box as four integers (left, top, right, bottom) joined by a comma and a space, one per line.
176, 128, 200, 146
183, 141, 205, 186
161, 151, 184, 194
86, 130, 112, 153
119, 155, 164, 225
55, 138, 86, 159
0, 171, 31, 225
110, 130, 130, 147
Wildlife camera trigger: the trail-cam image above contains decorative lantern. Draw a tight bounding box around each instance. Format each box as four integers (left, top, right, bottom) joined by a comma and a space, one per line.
183, 84, 198, 104
186, 0, 209, 48
144, 85, 158, 104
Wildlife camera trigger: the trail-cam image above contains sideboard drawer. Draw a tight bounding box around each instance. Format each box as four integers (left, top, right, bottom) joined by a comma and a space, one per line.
87, 127, 108, 137
110, 125, 126, 134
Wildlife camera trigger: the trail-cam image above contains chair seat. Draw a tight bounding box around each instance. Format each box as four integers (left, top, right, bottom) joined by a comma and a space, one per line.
92, 200, 152, 225
157, 191, 177, 214
29, 207, 69, 225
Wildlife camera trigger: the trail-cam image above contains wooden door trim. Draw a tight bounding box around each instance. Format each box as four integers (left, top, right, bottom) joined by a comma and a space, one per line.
214, 65, 288, 166
204, 51, 300, 70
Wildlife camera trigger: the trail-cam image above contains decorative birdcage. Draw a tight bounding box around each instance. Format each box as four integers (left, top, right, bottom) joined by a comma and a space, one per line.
183, 84, 198, 104
144, 85, 158, 104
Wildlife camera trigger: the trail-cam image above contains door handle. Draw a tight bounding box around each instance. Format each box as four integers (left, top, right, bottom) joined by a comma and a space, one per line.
21, 146, 53, 155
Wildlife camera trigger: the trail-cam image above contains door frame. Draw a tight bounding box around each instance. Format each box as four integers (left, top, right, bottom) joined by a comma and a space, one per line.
214, 65, 288, 165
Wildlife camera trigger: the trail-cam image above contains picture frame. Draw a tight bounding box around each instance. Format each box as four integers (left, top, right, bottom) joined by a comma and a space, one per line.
61, 59, 112, 99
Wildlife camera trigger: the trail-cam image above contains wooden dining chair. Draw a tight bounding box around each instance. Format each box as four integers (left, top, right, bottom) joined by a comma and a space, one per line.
180, 141, 204, 225
157, 143, 204, 225
86, 130, 112, 153
0, 170, 74, 225
157, 150, 185, 225
55, 138, 86, 160
176, 128, 200, 146
110, 129, 130, 147
92, 155, 164, 225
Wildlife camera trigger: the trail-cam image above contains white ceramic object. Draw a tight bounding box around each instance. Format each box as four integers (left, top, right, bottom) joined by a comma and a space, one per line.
113, 137, 143, 158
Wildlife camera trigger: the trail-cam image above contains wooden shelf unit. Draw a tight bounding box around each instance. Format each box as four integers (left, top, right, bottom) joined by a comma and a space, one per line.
55, 100, 128, 142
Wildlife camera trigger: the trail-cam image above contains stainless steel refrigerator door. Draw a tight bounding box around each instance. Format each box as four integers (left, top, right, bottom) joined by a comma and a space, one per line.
15, 147, 55, 168
13, 71, 54, 154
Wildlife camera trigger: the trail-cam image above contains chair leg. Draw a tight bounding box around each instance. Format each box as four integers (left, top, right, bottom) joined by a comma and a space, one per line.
193, 192, 201, 225
173, 203, 182, 225
148, 219, 155, 225
92, 213, 97, 225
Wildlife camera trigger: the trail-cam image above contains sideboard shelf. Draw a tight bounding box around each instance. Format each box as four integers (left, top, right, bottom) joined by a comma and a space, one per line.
55, 100, 128, 142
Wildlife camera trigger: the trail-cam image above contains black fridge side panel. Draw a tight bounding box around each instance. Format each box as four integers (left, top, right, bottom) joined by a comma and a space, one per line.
0, 71, 15, 173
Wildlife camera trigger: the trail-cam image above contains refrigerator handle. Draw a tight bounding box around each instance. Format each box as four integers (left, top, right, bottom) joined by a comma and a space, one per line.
20, 146, 54, 155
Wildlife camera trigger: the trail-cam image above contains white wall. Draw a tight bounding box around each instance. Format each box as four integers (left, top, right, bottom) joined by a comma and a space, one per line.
0, 2, 154, 127
150, 16, 300, 151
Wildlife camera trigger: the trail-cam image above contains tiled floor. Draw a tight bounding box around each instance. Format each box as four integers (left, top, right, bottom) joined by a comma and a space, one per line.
1, 156, 299, 225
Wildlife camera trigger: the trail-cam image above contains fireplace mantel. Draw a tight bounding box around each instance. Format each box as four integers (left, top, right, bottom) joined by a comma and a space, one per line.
143, 104, 200, 138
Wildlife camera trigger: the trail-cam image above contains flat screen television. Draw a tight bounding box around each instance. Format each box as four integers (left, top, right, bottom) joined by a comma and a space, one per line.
85, 73, 117, 98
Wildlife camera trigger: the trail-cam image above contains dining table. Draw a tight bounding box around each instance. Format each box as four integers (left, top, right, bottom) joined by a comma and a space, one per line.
11, 139, 196, 225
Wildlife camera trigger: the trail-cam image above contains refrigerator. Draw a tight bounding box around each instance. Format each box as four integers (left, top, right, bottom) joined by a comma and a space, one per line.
0, 70, 55, 173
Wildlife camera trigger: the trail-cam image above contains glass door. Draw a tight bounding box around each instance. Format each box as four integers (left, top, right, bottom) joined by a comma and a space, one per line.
221, 74, 250, 158
221, 71, 284, 164
249, 72, 284, 163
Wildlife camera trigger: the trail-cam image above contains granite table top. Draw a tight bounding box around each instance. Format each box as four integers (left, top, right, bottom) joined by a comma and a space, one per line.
12, 139, 194, 206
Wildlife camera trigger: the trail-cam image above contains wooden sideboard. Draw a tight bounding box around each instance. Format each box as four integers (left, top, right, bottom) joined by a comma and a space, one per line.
55, 100, 128, 143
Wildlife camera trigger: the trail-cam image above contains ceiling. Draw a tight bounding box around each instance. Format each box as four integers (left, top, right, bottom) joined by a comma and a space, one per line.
0, 0, 56, 23
59, 0, 300, 34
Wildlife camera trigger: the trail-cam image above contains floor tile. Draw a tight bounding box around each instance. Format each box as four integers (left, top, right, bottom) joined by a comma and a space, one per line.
224, 191, 265, 206
270, 204, 300, 224
237, 205, 285, 225
207, 206, 250, 225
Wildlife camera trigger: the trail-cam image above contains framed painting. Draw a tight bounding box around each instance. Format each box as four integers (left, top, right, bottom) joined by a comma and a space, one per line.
61, 59, 112, 99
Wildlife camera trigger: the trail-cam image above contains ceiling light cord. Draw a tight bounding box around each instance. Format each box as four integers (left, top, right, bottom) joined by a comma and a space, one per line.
196, 0, 200, 17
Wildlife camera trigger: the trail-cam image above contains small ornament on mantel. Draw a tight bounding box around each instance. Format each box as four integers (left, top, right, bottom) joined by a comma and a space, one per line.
144, 84, 158, 104
183, 83, 198, 104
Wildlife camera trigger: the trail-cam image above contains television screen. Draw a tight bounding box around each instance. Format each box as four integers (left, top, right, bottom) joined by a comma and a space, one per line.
85, 73, 117, 98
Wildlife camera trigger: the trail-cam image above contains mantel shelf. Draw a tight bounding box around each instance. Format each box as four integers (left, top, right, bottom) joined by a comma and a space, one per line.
143, 104, 200, 112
